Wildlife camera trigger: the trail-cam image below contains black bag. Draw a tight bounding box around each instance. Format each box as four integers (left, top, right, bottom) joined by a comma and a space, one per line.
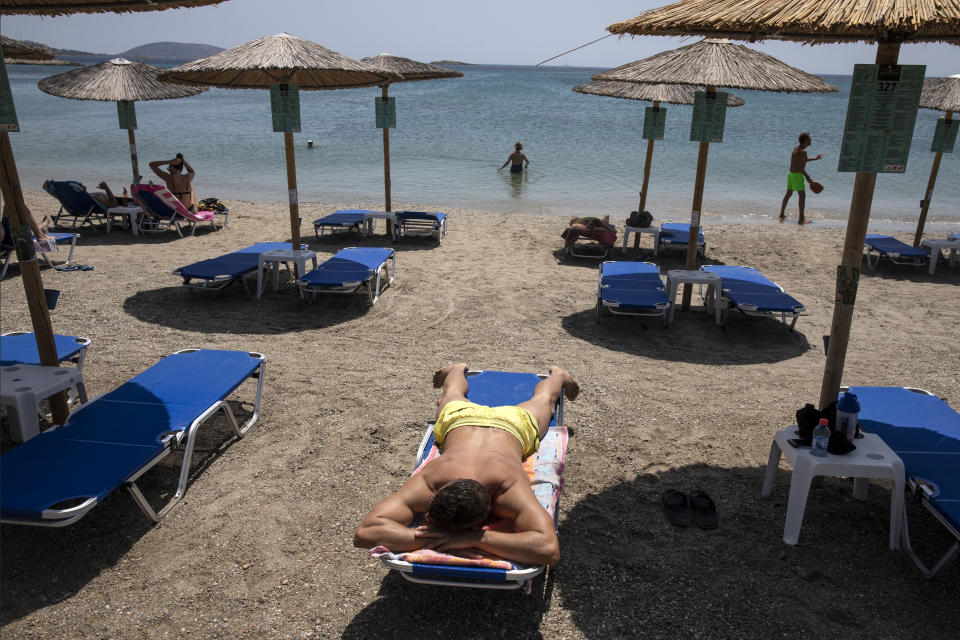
626, 210, 653, 227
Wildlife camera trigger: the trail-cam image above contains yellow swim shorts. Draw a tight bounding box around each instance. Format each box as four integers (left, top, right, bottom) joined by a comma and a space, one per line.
433, 401, 540, 458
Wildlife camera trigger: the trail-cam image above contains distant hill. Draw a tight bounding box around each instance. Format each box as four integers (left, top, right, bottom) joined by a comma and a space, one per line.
431, 60, 472, 66
117, 42, 223, 61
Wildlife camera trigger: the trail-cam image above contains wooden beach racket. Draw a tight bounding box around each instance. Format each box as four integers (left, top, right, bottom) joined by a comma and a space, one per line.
809, 181, 824, 194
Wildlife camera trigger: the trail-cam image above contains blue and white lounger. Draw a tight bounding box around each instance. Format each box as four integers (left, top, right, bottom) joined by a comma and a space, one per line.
1, 331, 91, 371
313, 209, 371, 239
658, 223, 705, 256
297, 247, 395, 304
848, 386, 960, 577
864, 234, 929, 270
374, 370, 567, 590
173, 242, 304, 294
1, 217, 80, 279
596, 261, 670, 325
395, 211, 447, 241
0, 349, 266, 527
701, 265, 805, 330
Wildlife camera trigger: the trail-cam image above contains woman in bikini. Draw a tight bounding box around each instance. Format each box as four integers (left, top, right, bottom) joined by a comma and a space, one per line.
498, 142, 530, 174
148, 153, 196, 211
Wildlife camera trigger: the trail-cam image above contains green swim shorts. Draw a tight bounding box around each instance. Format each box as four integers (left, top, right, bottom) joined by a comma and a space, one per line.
787, 172, 805, 191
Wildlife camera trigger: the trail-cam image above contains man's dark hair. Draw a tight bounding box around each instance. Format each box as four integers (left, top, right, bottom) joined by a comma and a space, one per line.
798, 132, 811, 144
427, 478, 491, 530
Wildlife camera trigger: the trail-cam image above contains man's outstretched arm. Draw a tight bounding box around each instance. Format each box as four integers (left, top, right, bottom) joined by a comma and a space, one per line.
353, 476, 431, 551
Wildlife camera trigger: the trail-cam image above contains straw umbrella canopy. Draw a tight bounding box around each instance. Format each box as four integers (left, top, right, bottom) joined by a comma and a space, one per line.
361, 54, 463, 213
0, 0, 230, 426
608, 1, 960, 411
593, 39, 835, 304
38, 58, 207, 182
1, 34, 55, 61
913, 74, 960, 244
574, 80, 744, 250
160, 33, 397, 251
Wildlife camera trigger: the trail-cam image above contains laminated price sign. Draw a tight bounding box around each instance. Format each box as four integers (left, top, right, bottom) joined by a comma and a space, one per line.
689, 91, 728, 143
0, 57, 19, 132
117, 100, 137, 130
643, 106, 667, 140
838, 64, 925, 173
375, 97, 396, 129
931, 117, 958, 153
270, 83, 301, 133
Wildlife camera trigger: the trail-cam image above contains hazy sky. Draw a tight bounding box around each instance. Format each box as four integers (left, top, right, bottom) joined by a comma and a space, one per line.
2, 0, 956, 75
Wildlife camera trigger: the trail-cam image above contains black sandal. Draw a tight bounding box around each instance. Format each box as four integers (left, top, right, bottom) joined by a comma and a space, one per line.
690, 491, 718, 530
661, 489, 691, 527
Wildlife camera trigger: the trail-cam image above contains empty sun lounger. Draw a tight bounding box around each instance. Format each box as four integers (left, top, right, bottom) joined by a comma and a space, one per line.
0, 349, 265, 527
701, 265, 805, 330
658, 223, 705, 256
596, 261, 670, 325
173, 242, 304, 294
373, 370, 567, 590
864, 234, 929, 270
1, 331, 91, 371
848, 386, 960, 578
395, 211, 447, 241
297, 247, 395, 304
313, 210, 371, 239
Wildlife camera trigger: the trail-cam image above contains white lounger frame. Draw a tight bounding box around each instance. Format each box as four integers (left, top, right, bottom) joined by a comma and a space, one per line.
397, 215, 446, 241
300, 250, 396, 305
864, 244, 927, 271
1, 233, 79, 280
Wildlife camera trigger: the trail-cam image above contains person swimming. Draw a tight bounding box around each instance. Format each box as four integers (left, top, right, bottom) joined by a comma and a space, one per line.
498, 142, 530, 174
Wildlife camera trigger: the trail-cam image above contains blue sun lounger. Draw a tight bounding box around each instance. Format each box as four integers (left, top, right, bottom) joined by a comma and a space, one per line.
848, 386, 960, 577
864, 234, 929, 270
375, 370, 567, 590
1, 331, 91, 371
0, 349, 266, 527
701, 265, 805, 330
43, 180, 131, 232
395, 211, 447, 241
596, 261, 670, 325
173, 242, 304, 294
658, 223, 705, 256
297, 247, 395, 304
1, 217, 80, 279
313, 209, 371, 239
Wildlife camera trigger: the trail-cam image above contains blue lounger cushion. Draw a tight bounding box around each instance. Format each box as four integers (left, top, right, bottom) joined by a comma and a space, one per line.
0, 332, 89, 366
396, 211, 446, 223
313, 210, 370, 231
174, 242, 301, 282
597, 261, 669, 321
865, 235, 929, 258
299, 247, 394, 287
660, 223, 705, 245
702, 265, 804, 313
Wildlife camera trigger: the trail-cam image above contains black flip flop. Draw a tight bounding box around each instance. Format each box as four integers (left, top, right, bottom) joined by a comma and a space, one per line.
690, 491, 718, 530
661, 489, 691, 527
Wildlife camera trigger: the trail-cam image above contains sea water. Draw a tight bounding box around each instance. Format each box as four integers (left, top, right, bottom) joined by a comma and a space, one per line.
6, 60, 959, 231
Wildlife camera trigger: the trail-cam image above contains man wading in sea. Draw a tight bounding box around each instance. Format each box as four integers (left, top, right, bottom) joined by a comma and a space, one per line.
779, 132, 822, 225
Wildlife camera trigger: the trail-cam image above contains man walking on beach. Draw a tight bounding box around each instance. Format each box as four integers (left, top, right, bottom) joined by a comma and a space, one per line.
353, 363, 579, 566
779, 132, 822, 225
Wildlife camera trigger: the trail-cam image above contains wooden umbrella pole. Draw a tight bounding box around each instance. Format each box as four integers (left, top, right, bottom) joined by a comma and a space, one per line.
913, 110, 951, 247
127, 128, 140, 184
283, 131, 301, 253
633, 101, 658, 254
0, 132, 70, 425
382, 85, 392, 216
681, 139, 710, 311
819, 41, 901, 410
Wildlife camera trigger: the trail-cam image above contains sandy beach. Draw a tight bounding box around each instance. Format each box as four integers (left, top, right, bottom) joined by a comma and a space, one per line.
2, 189, 958, 639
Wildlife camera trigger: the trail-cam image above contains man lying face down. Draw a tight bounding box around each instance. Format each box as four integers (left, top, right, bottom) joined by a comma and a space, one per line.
353, 363, 579, 566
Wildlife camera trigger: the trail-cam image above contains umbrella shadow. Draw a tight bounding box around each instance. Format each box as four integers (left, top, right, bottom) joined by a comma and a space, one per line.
342, 569, 552, 640
860, 263, 960, 286
561, 307, 810, 365
122, 284, 374, 334
555, 463, 958, 639
307, 233, 443, 253
0, 385, 252, 626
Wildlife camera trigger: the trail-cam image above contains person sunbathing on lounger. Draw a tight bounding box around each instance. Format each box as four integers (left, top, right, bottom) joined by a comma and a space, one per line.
354, 363, 579, 566
568, 214, 615, 233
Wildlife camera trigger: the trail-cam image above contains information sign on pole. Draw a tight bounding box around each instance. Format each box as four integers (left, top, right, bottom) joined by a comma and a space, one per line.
0, 58, 20, 132
838, 64, 925, 173
643, 106, 667, 140
689, 91, 727, 143
117, 100, 137, 130
375, 97, 396, 129
931, 117, 958, 153
270, 83, 301, 133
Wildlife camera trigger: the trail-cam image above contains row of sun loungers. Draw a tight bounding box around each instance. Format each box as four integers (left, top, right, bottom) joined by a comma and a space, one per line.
313, 209, 447, 242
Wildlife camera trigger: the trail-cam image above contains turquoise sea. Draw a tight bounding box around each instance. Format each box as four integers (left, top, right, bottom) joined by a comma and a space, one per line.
6, 60, 960, 232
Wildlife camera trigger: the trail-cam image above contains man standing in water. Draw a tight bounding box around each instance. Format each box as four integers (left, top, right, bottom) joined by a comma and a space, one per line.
779, 132, 822, 225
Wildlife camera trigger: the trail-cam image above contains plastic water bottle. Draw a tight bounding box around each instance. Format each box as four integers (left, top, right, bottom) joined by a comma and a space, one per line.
811, 418, 831, 456
836, 392, 861, 443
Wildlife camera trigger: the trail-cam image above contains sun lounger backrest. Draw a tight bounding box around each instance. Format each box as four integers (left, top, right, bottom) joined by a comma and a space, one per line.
44, 180, 106, 215
464, 370, 561, 428
132, 183, 214, 222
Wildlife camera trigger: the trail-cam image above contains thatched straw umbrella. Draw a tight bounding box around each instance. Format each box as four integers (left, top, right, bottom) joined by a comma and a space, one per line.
1, 34, 55, 61
913, 74, 960, 245
0, 0, 229, 426
38, 58, 207, 183
573, 80, 744, 252
360, 54, 462, 214
608, 0, 960, 411
161, 33, 396, 251
593, 39, 835, 305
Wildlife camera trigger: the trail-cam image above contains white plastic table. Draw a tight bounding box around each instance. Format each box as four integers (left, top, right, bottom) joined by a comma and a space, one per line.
664, 269, 722, 325
921, 238, 960, 275
0, 364, 88, 442
761, 426, 905, 549
257, 248, 318, 300
362, 211, 398, 241
622, 225, 660, 257
106, 205, 144, 236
